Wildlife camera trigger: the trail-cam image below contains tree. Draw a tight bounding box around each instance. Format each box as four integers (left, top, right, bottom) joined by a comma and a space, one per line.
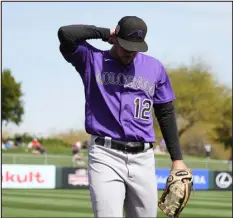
2, 69, 24, 126
213, 95, 232, 149
165, 60, 228, 138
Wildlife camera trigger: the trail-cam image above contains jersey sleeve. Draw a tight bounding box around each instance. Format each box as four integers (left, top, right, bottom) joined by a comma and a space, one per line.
60, 41, 99, 77
153, 63, 176, 104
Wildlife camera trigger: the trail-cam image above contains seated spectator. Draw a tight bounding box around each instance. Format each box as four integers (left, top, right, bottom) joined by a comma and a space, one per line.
82, 140, 89, 149
228, 154, 232, 165
4, 138, 15, 149
29, 138, 46, 154
154, 144, 166, 155
159, 138, 167, 152
72, 140, 85, 166
72, 140, 81, 155
2, 141, 6, 151
204, 143, 212, 159
14, 136, 22, 147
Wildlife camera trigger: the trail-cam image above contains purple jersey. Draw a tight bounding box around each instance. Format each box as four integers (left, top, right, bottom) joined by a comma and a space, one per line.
62, 42, 175, 142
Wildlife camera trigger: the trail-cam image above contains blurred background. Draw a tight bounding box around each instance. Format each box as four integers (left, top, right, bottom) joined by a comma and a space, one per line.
1, 2, 232, 218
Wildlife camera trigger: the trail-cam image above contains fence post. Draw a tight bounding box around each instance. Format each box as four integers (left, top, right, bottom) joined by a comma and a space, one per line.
155, 159, 158, 168
44, 154, 48, 165
13, 155, 16, 164
229, 161, 232, 171
205, 159, 209, 169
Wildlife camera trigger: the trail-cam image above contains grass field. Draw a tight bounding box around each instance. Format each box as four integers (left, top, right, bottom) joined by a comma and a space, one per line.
2, 189, 232, 217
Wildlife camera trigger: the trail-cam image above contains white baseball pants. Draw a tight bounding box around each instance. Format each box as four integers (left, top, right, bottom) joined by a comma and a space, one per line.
87, 135, 158, 218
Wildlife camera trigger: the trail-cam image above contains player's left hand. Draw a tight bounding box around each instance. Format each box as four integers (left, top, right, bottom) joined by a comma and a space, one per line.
171, 160, 188, 171
158, 160, 193, 218
171, 160, 189, 183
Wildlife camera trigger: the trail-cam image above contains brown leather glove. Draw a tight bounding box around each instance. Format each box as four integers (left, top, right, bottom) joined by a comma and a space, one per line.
158, 169, 193, 218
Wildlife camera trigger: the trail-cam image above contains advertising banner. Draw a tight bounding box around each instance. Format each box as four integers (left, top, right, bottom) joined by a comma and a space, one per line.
156, 169, 209, 190
61, 167, 89, 189
213, 171, 232, 190
55, 167, 63, 188
2, 164, 56, 189
58, 167, 211, 190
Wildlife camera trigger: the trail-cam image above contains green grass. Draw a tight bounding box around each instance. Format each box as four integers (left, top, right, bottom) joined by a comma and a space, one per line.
2, 189, 232, 217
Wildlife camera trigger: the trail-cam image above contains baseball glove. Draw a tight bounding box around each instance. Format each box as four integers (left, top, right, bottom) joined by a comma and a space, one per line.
158, 169, 193, 218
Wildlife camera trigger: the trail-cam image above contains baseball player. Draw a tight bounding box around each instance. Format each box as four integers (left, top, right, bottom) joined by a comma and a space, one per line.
58, 16, 189, 218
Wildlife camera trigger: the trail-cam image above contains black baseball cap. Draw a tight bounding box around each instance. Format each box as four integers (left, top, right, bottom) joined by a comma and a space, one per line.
115, 16, 148, 52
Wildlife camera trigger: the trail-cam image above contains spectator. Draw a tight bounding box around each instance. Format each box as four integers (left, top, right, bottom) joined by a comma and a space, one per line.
72, 140, 85, 166
72, 140, 81, 155
2, 141, 6, 150
159, 138, 166, 152
153, 144, 166, 155
228, 154, 232, 165
82, 140, 89, 149
4, 138, 15, 149
14, 135, 22, 147
30, 138, 46, 154
204, 143, 212, 159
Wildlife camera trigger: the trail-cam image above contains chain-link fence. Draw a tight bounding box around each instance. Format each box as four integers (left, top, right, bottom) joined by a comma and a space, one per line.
2, 153, 232, 171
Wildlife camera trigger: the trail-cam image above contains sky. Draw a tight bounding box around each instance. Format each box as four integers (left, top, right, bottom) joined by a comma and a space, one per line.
2, 2, 232, 137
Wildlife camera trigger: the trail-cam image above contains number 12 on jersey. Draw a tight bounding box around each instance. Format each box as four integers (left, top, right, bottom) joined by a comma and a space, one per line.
134, 98, 153, 120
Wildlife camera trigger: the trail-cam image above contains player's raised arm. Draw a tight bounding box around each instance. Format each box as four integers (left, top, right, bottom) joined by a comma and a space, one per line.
57, 25, 111, 54
57, 25, 114, 75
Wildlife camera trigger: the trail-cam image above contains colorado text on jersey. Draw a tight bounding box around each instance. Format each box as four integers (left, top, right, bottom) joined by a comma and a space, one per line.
95, 72, 155, 97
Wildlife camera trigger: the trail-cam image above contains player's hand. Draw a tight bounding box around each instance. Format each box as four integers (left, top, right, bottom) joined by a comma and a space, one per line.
108, 28, 117, 45
171, 160, 189, 182
171, 160, 188, 170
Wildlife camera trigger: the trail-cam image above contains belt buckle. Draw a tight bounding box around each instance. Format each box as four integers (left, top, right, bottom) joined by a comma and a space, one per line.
124, 142, 142, 154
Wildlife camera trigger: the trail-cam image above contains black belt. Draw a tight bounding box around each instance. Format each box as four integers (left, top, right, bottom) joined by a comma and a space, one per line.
95, 137, 153, 154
